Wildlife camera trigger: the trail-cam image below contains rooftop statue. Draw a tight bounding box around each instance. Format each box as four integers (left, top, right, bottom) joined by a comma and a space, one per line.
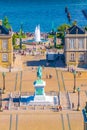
37, 66, 42, 79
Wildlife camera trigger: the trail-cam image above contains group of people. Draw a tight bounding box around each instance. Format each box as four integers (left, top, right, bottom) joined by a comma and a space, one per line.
46, 74, 52, 79
56, 105, 62, 111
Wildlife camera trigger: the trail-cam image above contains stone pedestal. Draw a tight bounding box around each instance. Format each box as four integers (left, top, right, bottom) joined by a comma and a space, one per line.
20, 79, 58, 106
33, 79, 46, 102
34, 95, 46, 102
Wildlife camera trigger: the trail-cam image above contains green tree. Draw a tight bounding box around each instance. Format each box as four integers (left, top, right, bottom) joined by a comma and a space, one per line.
19, 24, 23, 49
12, 33, 26, 46
57, 24, 70, 33
12, 34, 17, 45
57, 24, 71, 44
2, 16, 11, 29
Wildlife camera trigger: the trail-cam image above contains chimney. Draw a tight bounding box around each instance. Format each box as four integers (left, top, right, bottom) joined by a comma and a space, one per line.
0, 20, 2, 25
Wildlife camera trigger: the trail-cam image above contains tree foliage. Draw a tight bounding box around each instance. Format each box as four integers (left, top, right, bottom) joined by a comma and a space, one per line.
57, 24, 71, 32
13, 44, 26, 50
57, 24, 71, 44
12, 33, 26, 45
2, 16, 11, 29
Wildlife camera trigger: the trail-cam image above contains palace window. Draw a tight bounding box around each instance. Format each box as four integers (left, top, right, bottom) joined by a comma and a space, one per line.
69, 39, 75, 49
70, 53, 75, 61
2, 53, 8, 62
2, 40, 8, 50
78, 39, 84, 49
79, 54, 84, 61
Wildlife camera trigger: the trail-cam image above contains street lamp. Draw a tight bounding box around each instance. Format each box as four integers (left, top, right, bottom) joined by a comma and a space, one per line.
9, 63, 11, 72
73, 70, 77, 93
2, 72, 6, 94
0, 88, 3, 111
77, 87, 80, 111
19, 23, 23, 50
13, 53, 16, 63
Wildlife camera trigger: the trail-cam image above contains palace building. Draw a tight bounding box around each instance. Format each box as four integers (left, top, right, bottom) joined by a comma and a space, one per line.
64, 25, 87, 68
0, 20, 13, 68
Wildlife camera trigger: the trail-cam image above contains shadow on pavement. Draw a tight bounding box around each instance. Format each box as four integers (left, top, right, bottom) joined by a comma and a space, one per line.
26, 55, 65, 68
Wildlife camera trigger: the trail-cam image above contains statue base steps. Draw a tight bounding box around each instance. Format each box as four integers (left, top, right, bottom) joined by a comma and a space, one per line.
34, 95, 46, 102
20, 95, 58, 106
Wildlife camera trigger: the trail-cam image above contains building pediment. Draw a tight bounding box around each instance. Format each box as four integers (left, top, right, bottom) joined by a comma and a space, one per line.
67, 25, 85, 34
0, 25, 10, 35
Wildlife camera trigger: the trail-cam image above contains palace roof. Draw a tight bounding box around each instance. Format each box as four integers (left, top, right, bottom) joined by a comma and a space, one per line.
67, 25, 85, 34
0, 25, 9, 35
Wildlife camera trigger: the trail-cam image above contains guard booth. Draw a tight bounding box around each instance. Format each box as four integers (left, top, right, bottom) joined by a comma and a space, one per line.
46, 52, 58, 61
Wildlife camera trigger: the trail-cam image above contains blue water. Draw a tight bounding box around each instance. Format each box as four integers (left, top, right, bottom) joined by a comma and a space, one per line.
0, 0, 87, 32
